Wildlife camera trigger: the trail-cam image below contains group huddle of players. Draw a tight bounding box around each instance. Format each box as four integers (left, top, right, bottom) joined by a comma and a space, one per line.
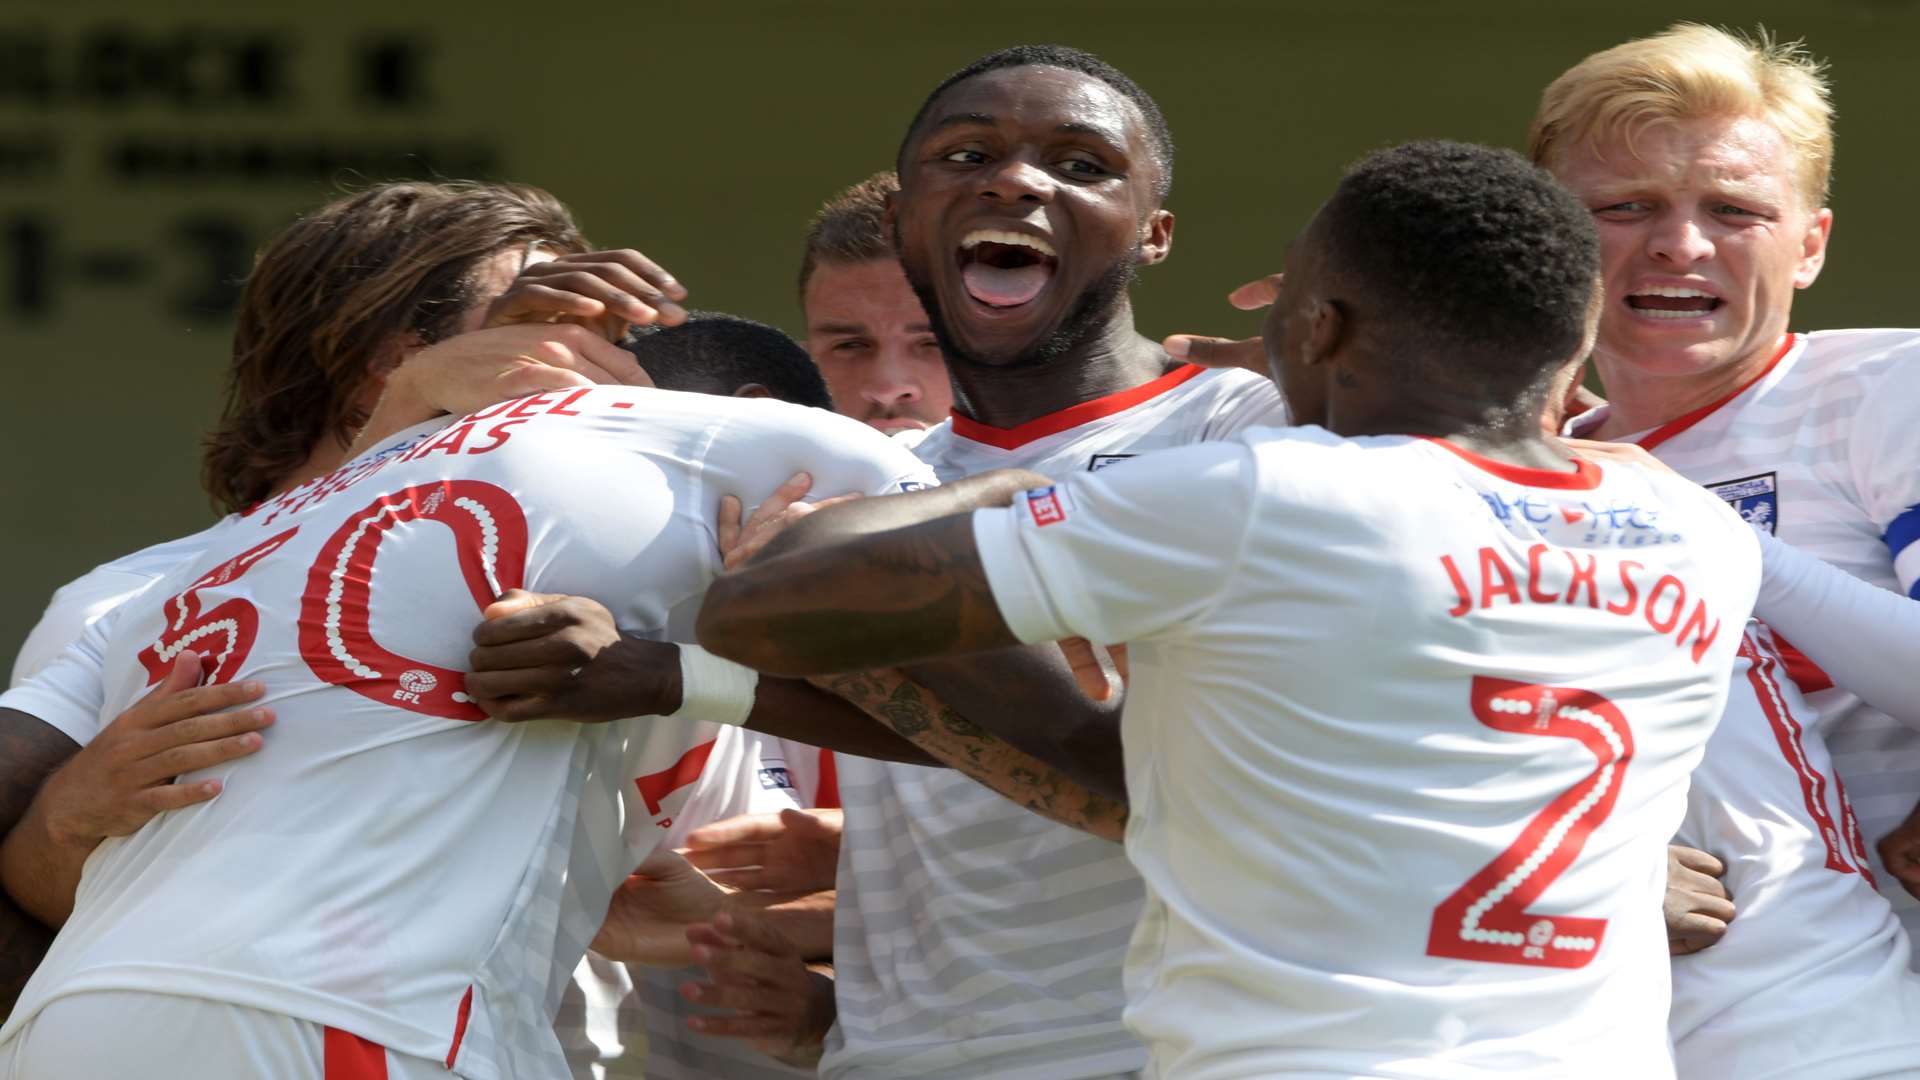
2, 20, 1919, 1080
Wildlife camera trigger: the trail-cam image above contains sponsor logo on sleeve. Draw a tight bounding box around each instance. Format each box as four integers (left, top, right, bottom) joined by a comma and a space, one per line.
758, 766, 794, 790
1705, 472, 1778, 535
1088, 453, 1136, 472
1024, 485, 1074, 527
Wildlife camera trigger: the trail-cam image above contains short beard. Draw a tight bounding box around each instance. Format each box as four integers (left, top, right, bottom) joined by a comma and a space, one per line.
896, 224, 1138, 370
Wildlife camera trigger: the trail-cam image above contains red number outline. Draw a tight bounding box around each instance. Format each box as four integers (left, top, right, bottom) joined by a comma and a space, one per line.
138, 528, 300, 686
1426, 676, 1635, 970
298, 481, 527, 721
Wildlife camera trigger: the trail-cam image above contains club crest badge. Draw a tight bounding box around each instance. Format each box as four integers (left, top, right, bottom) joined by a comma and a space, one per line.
1706, 472, 1778, 535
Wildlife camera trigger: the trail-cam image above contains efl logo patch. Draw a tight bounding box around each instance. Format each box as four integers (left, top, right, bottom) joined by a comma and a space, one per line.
1088, 453, 1135, 472
1707, 472, 1778, 535
1024, 485, 1074, 527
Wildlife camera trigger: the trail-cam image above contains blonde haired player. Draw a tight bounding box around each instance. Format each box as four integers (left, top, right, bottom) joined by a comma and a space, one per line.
1533, 23, 1920, 1076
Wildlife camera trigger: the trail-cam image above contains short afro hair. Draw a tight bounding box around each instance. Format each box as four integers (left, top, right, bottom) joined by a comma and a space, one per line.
798, 171, 898, 301
1321, 141, 1599, 390
898, 44, 1174, 200
623, 311, 833, 410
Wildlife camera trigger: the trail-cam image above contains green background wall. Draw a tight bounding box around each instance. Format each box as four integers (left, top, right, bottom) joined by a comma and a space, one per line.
3, 0, 1915, 663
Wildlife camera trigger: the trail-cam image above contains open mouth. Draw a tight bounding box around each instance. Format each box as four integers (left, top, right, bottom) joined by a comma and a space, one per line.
958, 229, 1058, 309
1625, 286, 1722, 320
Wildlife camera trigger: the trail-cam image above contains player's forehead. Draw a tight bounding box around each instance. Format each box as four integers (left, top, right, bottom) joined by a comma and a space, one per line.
804, 259, 927, 330
911, 65, 1148, 162
1556, 114, 1798, 204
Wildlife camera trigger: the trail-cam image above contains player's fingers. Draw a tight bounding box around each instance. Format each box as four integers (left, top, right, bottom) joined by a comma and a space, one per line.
471, 692, 557, 723
543, 249, 688, 301
573, 333, 655, 388
699, 866, 782, 892
484, 283, 608, 326
1669, 845, 1725, 878
467, 635, 595, 674
1669, 871, 1731, 907
1162, 335, 1265, 373
462, 668, 566, 702
1108, 643, 1129, 686
1667, 912, 1729, 955
132, 678, 268, 730
716, 495, 746, 561
1227, 273, 1284, 309
712, 909, 799, 957
136, 730, 267, 784
781, 806, 840, 836
1059, 638, 1114, 701
516, 265, 684, 327
132, 778, 227, 817
742, 474, 815, 533
684, 1013, 798, 1038
474, 593, 581, 643
685, 962, 794, 1002
681, 841, 768, 873
684, 813, 788, 849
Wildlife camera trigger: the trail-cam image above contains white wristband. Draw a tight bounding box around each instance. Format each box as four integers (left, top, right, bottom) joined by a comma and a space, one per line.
672, 645, 760, 728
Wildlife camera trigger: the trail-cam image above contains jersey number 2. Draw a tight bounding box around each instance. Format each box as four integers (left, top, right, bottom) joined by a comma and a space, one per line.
1426, 677, 1635, 970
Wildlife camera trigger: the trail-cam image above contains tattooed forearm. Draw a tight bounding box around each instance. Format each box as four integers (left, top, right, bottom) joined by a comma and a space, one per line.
817, 669, 1128, 842
699, 490, 1031, 678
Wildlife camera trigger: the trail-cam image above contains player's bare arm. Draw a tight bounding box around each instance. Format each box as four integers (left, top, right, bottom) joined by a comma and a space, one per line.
722, 475, 1129, 800
0, 708, 75, 1011
466, 591, 935, 765
814, 667, 1125, 841
1, 654, 271, 930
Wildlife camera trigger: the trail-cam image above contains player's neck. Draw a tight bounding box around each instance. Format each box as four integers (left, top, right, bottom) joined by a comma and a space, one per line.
267, 436, 354, 500
1586, 337, 1785, 441
1334, 390, 1574, 472
946, 305, 1178, 430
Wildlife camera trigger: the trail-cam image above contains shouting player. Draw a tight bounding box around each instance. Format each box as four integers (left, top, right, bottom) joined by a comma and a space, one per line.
697, 139, 1762, 1078
1532, 24, 1920, 1073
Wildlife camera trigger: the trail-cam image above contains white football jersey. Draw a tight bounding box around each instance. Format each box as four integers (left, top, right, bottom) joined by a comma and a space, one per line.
1571, 329, 1920, 951
973, 426, 1759, 1078
824, 364, 1283, 1080
1671, 623, 1920, 1079
0, 387, 933, 1080
8, 525, 225, 690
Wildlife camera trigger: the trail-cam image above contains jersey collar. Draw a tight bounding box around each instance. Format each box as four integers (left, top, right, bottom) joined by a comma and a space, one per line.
948, 364, 1206, 450
1422, 436, 1602, 490
1631, 333, 1798, 452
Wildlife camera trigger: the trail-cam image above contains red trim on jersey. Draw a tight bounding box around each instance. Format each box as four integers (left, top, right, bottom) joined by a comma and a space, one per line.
444, 985, 474, 1070
1741, 632, 1856, 874
324, 1027, 390, 1080
814, 750, 840, 809
1635, 334, 1797, 452
636, 739, 718, 817
1421, 437, 1602, 490
1771, 630, 1835, 695
948, 364, 1206, 450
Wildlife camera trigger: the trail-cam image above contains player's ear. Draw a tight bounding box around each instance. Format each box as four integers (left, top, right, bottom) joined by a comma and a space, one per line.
731, 382, 773, 399
1303, 298, 1345, 367
1137, 209, 1174, 267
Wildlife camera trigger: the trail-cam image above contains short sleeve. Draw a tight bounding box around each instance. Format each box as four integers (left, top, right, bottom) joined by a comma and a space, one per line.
973, 439, 1258, 646
0, 596, 126, 745
1845, 346, 1920, 595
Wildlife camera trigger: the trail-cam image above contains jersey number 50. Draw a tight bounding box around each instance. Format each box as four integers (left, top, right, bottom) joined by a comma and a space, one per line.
139, 482, 528, 723
1426, 677, 1634, 970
